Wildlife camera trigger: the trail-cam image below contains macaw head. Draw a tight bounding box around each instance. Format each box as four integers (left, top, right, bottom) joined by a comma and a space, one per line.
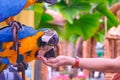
37, 0, 57, 5
37, 29, 59, 58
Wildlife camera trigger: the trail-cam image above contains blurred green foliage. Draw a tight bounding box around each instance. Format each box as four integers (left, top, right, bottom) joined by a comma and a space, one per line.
33, 0, 119, 43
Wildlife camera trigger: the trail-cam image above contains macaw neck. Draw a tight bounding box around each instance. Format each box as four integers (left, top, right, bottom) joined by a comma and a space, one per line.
24, 0, 37, 8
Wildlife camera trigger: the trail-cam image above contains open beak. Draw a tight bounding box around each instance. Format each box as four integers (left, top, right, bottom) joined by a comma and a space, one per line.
43, 48, 55, 58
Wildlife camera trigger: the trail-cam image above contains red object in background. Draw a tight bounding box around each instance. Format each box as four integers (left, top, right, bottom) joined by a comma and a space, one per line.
112, 73, 120, 80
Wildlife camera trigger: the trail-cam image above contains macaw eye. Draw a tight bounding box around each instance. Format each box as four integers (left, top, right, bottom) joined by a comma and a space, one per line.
48, 44, 54, 46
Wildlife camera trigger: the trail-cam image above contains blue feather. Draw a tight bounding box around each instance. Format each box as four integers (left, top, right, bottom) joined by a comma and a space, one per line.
0, 25, 38, 42
0, 58, 10, 64
0, 0, 27, 22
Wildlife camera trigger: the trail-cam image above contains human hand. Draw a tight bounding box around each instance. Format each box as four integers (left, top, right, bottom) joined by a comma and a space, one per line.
37, 55, 75, 68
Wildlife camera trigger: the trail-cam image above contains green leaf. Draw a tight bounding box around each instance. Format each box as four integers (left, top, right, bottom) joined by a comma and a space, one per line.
34, 3, 44, 29
64, 13, 100, 40
51, 0, 91, 24
41, 13, 53, 22
96, 1, 119, 27
107, 0, 113, 4
37, 20, 64, 37
94, 30, 105, 42
70, 34, 80, 44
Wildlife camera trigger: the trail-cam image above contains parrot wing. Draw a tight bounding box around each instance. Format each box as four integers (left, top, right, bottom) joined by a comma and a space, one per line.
0, 25, 39, 64
0, 25, 38, 42
0, 26, 48, 64
0, 0, 27, 22
0, 39, 10, 64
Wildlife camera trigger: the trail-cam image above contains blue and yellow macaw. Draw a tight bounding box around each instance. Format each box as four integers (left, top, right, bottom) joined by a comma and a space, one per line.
0, 25, 59, 65
0, 0, 57, 23
0, 0, 58, 73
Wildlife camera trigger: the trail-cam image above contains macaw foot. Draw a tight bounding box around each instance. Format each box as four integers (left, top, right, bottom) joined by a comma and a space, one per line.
9, 20, 22, 51
9, 20, 23, 31
15, 62, 28, 72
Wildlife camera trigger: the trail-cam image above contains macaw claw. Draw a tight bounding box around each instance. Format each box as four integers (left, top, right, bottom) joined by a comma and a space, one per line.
9, 20, 23, 31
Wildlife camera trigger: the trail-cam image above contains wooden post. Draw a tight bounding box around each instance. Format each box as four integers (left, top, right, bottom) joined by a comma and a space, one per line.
82, 38, 97, 77
104, 25, 120, 80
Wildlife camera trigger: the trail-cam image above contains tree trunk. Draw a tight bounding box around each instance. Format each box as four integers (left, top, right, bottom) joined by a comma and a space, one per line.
82, 38, 97, 77
104, 25, 120, 80
104, 3, 120, 80
75, 37, 84, 57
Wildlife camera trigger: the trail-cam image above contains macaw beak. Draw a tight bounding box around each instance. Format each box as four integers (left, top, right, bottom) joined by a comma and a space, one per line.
43, 48, 56, 58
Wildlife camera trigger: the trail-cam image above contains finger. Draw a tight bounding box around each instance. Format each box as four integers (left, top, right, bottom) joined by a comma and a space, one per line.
38, 56, 50, 65
37, 55, 46, 62
48, 58, 58, 63
41, 56, 47, 62
37, 55, 42, 59
37, 55, 58, 68
45, 62, 58, 68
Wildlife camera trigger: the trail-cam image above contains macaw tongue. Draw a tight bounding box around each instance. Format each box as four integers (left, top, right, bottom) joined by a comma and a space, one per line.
44, 48, 55, 58
44, 0, 57, 5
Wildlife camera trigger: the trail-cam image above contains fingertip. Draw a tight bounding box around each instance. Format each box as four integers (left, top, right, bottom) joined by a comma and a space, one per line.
37, 55, 41, 59
37, 55, 44, 61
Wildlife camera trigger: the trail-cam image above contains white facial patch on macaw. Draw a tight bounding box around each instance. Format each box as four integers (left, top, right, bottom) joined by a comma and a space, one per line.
41, 29, 57, 44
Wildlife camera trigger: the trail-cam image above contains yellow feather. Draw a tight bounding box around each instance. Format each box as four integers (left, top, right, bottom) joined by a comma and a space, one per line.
0, 31, 44, 64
